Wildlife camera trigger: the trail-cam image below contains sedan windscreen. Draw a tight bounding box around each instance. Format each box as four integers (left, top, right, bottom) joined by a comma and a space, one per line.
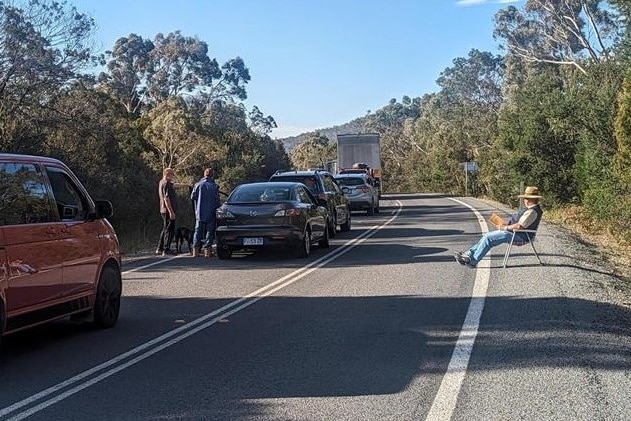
230, 186, 291, 202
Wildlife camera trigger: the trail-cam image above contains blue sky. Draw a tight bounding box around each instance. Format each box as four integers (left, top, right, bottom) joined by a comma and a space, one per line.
75, 0, 522, 138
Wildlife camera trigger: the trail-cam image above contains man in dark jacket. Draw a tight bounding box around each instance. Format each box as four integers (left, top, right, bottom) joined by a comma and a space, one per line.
190, 168, 221, 257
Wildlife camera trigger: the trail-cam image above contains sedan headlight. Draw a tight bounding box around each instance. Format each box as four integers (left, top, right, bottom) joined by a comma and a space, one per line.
216, 208, 235, 219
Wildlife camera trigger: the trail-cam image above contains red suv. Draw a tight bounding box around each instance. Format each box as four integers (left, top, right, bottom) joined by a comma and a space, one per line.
0, 154, 122, 346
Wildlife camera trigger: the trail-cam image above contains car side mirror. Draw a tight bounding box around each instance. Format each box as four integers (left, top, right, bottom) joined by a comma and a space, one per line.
95, 200, 114, 219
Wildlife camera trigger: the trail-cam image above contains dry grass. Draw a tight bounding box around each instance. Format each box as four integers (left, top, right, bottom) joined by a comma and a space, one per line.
545, 205, 631, 282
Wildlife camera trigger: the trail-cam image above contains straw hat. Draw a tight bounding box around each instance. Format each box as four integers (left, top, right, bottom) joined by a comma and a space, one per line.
518, 186, 542, 199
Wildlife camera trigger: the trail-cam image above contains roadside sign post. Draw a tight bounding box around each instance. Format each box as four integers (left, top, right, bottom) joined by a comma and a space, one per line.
462, 161, 478, 196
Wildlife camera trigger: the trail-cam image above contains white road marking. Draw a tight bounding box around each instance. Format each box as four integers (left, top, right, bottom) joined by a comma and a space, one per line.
122, 255, 181, 274
0, 204, 403, 420
425, 198, 491, 421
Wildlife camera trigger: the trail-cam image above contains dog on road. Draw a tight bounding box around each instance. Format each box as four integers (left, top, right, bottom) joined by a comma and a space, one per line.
175, 226, 193, 254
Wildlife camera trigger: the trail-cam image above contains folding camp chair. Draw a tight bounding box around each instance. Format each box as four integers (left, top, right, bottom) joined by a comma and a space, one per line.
502, 229, 543, 268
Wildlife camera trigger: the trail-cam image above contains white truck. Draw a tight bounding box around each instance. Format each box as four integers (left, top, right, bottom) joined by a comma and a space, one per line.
336, 133, 382, 197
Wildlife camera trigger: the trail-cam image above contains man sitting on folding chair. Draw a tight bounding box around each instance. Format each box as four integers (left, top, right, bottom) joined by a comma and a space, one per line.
454, 186, 544, 268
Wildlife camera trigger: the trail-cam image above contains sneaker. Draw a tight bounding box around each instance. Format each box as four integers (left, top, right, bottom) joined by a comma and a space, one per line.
155, 249, 163, 255
454, 251, 471, 265
162, 249, 174, 256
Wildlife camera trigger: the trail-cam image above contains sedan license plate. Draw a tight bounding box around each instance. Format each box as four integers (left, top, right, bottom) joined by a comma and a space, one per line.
243, 237, 264, 246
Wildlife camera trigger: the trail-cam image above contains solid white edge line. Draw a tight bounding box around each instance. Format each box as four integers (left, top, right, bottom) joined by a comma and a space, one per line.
1, 203, 403, 420
425, 198, 491, 420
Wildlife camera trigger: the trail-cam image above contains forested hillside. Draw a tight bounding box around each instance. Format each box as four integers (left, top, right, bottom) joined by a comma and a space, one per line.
279, 118, 366, 153
0, 0, 629, 250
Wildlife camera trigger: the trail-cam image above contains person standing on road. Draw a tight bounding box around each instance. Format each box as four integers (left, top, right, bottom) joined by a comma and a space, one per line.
191, 167, 221, 257
156, 168, 189, 256
454, 186, 544, 268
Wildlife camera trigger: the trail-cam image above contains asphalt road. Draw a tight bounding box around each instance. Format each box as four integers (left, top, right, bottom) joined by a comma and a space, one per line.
0, 193, 630, 421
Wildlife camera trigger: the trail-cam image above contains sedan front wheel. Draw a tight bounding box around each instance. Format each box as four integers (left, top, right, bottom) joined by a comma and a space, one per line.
328, 213, 337, 238
297, 229, 311, 258
318, 222, 330, 248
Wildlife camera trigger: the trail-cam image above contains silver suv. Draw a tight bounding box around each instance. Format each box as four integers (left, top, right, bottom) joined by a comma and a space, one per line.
334, 173, 380, 215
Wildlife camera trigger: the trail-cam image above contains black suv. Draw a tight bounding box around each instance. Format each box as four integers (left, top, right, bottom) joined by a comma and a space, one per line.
269, 169, 351, 236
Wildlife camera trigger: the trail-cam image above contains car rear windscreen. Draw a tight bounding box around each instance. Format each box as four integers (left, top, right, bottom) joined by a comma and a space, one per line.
230, 185, 291, 202
272, 176, 318, 193
335, 177, 365, 186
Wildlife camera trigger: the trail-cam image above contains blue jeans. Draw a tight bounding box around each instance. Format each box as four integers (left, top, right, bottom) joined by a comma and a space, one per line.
467, 230, 513, 266
193, 218, 216, 250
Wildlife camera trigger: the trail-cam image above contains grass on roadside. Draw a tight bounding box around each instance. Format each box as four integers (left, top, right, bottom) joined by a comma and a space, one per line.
545, 205, 631, 285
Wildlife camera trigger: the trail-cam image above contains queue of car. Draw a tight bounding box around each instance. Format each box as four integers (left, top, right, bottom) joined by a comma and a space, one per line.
214, 168, 383, 259
0, 155, 379, 345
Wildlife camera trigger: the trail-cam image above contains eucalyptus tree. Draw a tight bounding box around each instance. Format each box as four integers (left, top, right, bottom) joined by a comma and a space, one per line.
290, 133, 335, 170
613, 70, 631, 237
408, 92, 475, 194
189, 100, 287, 188
197, 101, 254, 167
248, 105, 277, 136
100, 31, 263, 174
0, 0, 97, 150
101, 31, 251, 114
566, 62, 622, 202
141, 96, 202, 172
615, 72, 631, 186
492, 0, 628, 208
497, 66, 581, 204
146, 31, 250, 105
493, 0, 624, 75
363, 96, 422, 191
434, 49, 504, 153
406, 50, 504, 195
99, 33, 154, 115
614, 0, 631, 63
44, 81, 156, 231
611, 0, 631, 197
260, 137, 291, 178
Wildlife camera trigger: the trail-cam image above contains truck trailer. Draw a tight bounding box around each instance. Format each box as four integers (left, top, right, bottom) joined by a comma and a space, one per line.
336, 133, 382, 197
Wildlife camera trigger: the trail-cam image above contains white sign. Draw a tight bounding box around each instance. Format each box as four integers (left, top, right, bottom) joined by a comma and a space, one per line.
464, 161, 478, 172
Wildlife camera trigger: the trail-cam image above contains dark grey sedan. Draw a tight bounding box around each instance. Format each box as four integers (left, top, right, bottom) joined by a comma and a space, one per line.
215, 182, 330, 259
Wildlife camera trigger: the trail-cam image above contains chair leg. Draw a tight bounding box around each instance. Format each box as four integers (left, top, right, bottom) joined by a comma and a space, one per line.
529, 241, 543, 265
503, 239, 515, 268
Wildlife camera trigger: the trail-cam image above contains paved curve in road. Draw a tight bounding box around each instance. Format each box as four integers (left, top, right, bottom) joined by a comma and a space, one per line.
0, 193, 629, 421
